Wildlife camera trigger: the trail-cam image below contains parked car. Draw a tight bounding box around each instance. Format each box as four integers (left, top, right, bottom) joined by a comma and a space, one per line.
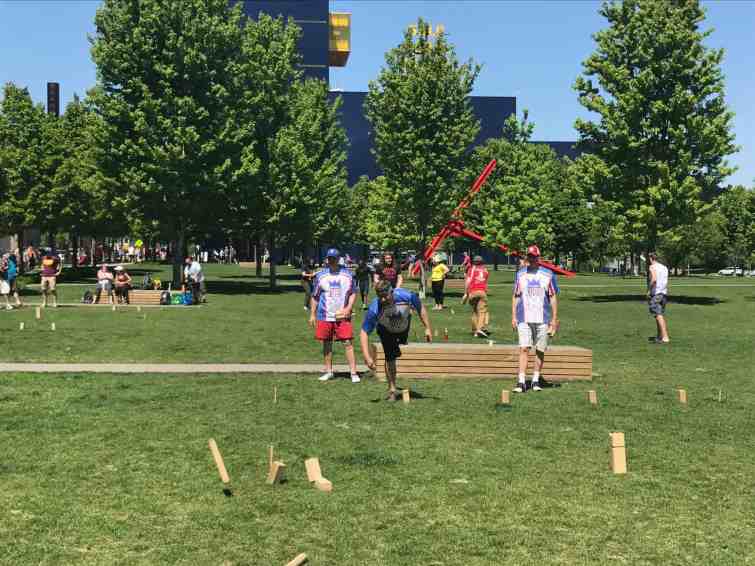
717, 267, 743, 276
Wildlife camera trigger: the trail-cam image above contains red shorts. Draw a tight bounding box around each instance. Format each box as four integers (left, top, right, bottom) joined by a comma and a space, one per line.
315, 320, 353, 341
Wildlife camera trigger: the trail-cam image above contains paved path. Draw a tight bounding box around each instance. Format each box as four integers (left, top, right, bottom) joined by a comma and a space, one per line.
0, 363, 368, 374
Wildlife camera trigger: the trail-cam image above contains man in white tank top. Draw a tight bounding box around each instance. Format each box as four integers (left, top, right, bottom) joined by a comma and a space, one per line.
647, 252, 670, 343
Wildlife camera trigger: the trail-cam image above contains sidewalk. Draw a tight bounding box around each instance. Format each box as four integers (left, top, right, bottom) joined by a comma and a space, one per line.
0, 363, 368, 374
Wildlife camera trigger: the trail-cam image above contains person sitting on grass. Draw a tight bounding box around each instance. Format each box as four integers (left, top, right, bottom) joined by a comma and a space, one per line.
114, 266, 132, 304
95, 264, 114, 304
360, 279, 433, 402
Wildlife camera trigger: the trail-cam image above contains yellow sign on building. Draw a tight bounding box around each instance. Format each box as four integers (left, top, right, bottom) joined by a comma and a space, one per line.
329, 12, 351, 67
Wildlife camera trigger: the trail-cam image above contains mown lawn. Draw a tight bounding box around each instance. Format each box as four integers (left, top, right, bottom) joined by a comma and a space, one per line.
1, 264, 754, 564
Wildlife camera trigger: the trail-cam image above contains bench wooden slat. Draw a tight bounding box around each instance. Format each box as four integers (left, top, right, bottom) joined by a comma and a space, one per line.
373, 342, 592, 381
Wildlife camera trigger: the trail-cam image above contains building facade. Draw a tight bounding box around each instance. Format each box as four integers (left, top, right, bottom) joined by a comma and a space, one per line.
241, 0, 578, 185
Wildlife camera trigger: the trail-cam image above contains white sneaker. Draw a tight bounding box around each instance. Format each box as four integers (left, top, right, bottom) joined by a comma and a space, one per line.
531, 381, 542, 392
351, 374, 361, 383
5, 304, 12, 311
318, 372, 334, 382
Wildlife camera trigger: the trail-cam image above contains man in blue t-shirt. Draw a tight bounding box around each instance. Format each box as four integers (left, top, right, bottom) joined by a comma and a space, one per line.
360, 279, 432, 401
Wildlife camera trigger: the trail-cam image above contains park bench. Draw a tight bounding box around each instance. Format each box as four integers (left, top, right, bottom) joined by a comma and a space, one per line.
126, 290, 164, 305
371, 342, 592, 381
444, 278, 466, 292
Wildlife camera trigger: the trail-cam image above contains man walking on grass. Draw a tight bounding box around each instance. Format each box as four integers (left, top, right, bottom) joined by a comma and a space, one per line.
40, 251, 62, 308
465, 255, 490, 338
511, 245, 559, 393
647, 252, 670, 343
309, 248, 361, 383
360, 280, 433, 401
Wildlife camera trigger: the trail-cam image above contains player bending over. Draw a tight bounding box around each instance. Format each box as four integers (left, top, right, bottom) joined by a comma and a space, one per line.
360, 280, 432, 401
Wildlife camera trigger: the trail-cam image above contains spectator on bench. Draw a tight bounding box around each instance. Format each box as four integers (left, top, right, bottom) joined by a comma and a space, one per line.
95, 264, 115, 304
114, 266, 132, 304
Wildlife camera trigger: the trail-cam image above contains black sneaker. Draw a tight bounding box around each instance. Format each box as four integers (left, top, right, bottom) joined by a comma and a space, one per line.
531, 381, 542, 392
513, 381, 527, 393
475, 329, 490, 338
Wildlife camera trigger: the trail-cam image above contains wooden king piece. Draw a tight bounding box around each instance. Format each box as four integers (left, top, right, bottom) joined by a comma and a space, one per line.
610, 432, 627, 475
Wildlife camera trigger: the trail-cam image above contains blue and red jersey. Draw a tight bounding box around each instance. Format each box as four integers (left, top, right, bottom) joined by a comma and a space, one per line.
312, 267, 356, 322
513, 266, 559, 324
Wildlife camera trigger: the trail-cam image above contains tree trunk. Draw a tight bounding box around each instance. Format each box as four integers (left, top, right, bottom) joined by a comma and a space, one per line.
90, 238, 96, 267
493, 249, 499, 271
16, 232, 25, 275
255, 234, 263, 277
268, 232, 277, 290
172, 231, 186, 289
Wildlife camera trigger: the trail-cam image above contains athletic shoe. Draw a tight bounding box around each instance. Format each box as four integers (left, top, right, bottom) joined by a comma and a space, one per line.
318, 372, 335, 381
513, 381, 527, 393
351, 374, 361, 383
5, 304, 12, 311
652, 338, 670, 344
531, 381, 542, 392
475, 329, 489, 338
385, 390, 398, 402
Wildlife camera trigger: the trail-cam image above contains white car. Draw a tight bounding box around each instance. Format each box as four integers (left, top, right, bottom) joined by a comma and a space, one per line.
717, 267, 743, 276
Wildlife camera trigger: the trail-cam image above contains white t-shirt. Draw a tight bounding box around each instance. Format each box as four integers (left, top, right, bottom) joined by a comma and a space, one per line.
185, 261, 204, 283
650, 263, 668, 295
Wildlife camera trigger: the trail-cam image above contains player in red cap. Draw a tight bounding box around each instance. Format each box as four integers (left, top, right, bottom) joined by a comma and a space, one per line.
511, 244, 560, 392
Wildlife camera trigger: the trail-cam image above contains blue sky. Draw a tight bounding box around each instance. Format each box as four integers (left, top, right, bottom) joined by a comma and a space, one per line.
1, 0, 752, 186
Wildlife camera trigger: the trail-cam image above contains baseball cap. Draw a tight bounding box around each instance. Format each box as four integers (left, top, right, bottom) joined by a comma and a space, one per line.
526, 245, 541, 257
325, 248, 340, 258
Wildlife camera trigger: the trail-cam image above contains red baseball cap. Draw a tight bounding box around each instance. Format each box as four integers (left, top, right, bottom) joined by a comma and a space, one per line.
526, 245, 541, 257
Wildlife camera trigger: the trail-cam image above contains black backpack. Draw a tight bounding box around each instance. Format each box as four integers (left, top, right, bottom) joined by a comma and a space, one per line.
142, 274, 152, 289
82, 290, 94, 304
160, 291, 171, 305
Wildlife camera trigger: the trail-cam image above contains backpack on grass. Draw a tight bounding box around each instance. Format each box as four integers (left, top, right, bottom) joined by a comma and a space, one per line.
82, 290, 94, 304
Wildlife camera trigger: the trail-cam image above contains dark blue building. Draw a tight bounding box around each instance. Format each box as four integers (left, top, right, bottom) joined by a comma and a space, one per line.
241, 1, 579, 185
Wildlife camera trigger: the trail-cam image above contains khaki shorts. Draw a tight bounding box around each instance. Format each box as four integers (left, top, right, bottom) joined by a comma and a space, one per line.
41, 276, 57, 291
469, 291, 488, 315
518, 322, 549, 352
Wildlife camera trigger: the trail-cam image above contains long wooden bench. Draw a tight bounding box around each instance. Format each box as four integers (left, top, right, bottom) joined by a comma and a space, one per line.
371, 343, 592, 381
126, 290, 164, 305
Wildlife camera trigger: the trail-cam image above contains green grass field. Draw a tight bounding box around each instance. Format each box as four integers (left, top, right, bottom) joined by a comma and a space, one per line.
1, 264, 754, 564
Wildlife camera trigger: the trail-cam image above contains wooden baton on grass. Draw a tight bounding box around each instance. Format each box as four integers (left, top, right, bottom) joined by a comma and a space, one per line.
208, 439, 230, 484
285, 553, 308, 566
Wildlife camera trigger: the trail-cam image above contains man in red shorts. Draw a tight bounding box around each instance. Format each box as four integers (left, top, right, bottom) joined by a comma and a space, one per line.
309, 248, 360, 383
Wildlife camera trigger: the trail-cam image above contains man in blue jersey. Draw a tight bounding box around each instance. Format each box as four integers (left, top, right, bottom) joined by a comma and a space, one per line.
511, 245, 560, 393
360, 279, 433, 401
309, 248, 361, 383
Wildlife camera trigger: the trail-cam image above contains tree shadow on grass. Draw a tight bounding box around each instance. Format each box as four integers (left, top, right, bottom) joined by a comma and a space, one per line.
219, 273, 301, 282
574, 294, 724, 306
206, 280, 301, 295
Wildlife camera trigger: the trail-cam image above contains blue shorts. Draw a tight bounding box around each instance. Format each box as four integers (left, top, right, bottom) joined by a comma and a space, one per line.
649, 294, 667, 316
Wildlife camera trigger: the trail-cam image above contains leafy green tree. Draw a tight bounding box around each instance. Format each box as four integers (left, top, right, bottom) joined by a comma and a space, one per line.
90, 0, 252, 285
364, 18, 480, 249
0, 83, 50, 260
574, 0, 738, 252
465, 114, 561, 255
264, 79, 349, 280
714, 186, 754, 268
690, 209, 727, 270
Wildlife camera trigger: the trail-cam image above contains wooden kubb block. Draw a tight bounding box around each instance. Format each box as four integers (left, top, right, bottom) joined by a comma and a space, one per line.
500, 390, 511, 405
677, 389, 688, 405
588, 390, 598, 405
610, 432, 627, 475
267, 461, 286, 484
402, 389, 411, 403
305, 457, 333, 493
285, 553, 308, 566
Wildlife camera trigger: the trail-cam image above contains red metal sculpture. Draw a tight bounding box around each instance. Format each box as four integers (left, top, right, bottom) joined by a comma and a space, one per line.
412, 159, 575, 277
